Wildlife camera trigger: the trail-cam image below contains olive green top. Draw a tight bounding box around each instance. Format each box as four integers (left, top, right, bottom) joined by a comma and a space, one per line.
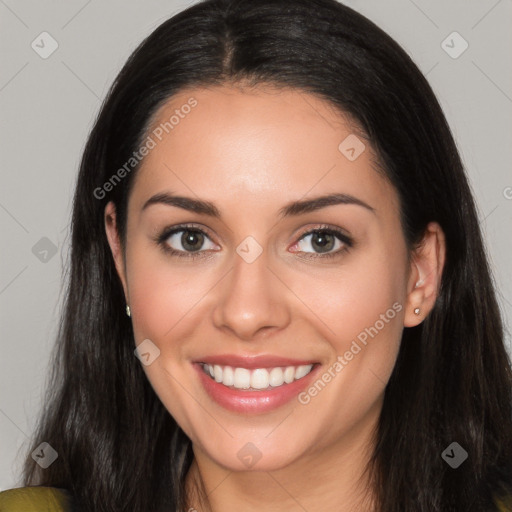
0, 487, 72, 511
1, 486, 512, 511
495, 493, 512, 512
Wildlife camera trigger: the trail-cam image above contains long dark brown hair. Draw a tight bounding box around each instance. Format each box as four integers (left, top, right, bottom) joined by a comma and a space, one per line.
21, 0, 512, 510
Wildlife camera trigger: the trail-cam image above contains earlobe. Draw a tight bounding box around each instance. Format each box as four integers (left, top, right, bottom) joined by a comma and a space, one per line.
404, 222, 446, 327
104, 201, 128, 299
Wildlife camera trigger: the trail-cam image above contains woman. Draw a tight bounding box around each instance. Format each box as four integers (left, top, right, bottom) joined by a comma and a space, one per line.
1, 0, 511, 510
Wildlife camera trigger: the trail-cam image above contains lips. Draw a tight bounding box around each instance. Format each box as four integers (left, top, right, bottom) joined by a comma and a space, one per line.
192, 354, 321, 413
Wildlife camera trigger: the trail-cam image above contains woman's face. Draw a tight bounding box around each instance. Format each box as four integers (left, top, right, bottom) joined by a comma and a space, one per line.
105, 84, 431, 472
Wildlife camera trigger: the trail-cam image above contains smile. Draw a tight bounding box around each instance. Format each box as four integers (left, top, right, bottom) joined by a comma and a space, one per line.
201, 363, 314, 391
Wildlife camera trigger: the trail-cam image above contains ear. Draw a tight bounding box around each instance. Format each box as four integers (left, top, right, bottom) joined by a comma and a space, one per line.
404, 221, 446, 327
104, 201, 129, 300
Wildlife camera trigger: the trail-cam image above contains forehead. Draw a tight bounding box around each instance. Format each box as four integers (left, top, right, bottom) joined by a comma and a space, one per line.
129, 84, 398, 219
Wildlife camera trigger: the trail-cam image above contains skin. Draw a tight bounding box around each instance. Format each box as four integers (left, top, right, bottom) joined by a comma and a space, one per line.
105, 83, 446, 511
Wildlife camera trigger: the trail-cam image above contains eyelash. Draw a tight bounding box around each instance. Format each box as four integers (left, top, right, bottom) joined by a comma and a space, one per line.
154, 223, 353, 261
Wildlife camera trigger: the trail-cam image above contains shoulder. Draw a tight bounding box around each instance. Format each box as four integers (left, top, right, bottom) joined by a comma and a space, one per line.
0, 486, 73, 511
494, 492, 512, 512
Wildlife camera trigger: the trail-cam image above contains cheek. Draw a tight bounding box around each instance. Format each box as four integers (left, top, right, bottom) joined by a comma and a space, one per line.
125, 237, 210, 345
290, 245, 407, 414
295, 249, 406, 347
124, 244, 207, 419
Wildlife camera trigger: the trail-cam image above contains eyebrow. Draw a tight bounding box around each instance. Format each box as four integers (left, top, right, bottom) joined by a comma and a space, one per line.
141, 191, 375, 218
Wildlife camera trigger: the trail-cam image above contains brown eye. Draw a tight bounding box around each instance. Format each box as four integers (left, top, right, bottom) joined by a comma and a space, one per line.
156, 224, 218, 259
293, 226, 353, 259
176, 229, 205, 252
306, 231, 337, 253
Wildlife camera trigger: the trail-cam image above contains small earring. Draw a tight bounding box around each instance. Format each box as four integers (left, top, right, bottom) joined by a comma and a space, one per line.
414, 307, 420, 315
126, 305, 131, 317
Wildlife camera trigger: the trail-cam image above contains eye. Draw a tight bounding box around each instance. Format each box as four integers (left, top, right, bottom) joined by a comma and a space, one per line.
155, 224, 218, 259
291, 225, 353, 259
154, 223, 353, 260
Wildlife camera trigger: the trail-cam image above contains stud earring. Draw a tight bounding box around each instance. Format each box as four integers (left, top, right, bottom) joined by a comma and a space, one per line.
126, 305, 131, 317
413, 307, 420, 315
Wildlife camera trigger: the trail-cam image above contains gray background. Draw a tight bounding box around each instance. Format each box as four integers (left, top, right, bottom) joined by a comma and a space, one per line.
1, 0, 511, 491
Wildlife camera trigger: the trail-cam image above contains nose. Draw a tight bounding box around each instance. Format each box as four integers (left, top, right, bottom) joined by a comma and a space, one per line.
212, 247, 291, 341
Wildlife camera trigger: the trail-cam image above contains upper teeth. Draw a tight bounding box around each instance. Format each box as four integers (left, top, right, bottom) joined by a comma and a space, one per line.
202, 363, 314, 390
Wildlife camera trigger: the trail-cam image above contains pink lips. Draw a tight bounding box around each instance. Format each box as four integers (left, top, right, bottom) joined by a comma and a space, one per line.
193, 354, 320, 414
